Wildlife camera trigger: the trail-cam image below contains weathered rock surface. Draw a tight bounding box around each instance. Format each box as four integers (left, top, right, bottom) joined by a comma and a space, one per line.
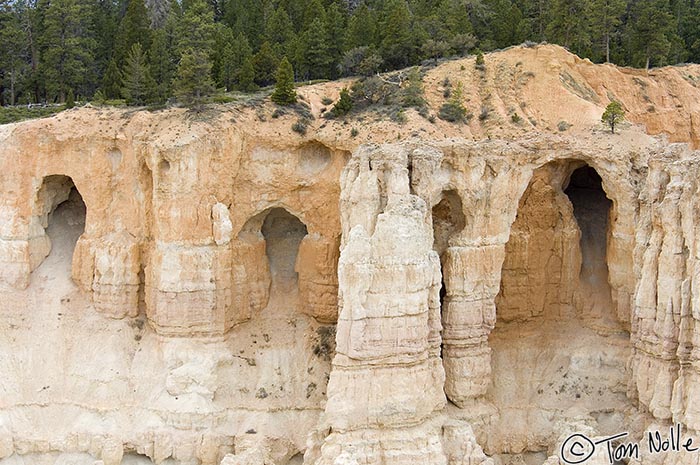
2, 44, 700, 465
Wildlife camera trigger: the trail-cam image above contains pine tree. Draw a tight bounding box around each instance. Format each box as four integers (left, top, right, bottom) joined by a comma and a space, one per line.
601, 100, 624, 133
627, 0, 678, 68
345, 3, 377, 49
215, 30, 253, 91
41, 0, 96, 102
331, 87, 353, 116
401, 68, 425, 108
271, 56, 296, 105
65, 88, 75, 108
277, 0, 304, 32
484, 0, 528, 49
102, 58, 123, 99
252, 41, 279, 86
679, 1, 700, 62
173, 0, 216, 105
0, 0, 28, 105
264, 6, 296, 59
177, 0, 216, 53
114, 0, 151, 68
93, 0, 120, 85
223, 0, 265, 47
546, 0, 592, 57
339, 46, 381, 76
225, 32, 254, 89
518, 0, 550, 41
439, 81, 467, 122
3, 0, 700, 104
302, 17, 332, 80
148, 28, 176, 103
324, 2, 346, 80
380, 0, 415, 69
238, 57, 256, 91
457, 0, 492, 46
122, 42, 155, 105
217, 41, 237, 91
437, 0, 475, 37
174, 47, 214, 106
145, 0, 171, 28
421, 39, 451, 63
20, 0, 42, 103
589, 0, 625, 62
475, 50, 485, 70
301, 0, 325, 31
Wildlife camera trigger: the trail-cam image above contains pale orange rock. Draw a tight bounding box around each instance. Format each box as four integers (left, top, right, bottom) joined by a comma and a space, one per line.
1, 45, 700, 465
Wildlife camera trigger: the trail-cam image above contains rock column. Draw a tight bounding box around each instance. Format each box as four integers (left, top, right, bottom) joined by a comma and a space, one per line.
312, 146, 447, 465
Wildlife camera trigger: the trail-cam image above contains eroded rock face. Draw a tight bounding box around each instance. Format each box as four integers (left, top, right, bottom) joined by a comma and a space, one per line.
1, 99, 700, 465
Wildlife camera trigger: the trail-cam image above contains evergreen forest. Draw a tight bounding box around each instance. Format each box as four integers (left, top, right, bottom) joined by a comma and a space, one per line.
0, 0, 699, 106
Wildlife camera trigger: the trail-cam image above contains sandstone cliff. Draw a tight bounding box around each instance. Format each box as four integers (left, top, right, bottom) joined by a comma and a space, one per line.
1, 44, 700, 465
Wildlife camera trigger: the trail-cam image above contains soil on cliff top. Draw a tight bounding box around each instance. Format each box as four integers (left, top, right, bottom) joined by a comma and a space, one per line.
3, 44, 699, 152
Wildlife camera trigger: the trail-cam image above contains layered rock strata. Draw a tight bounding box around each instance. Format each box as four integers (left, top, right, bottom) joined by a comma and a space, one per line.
1, 103, 700, 465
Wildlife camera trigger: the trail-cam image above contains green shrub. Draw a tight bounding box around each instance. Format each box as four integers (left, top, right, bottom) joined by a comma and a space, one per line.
351, 127, 359, 137
65, 89, 75, 109
292, 101, 314, 120
475, 51, 485, 71
438, 82, 467, 123
92, 90, 106, 104
292, 118, 308, 134
392, 108, 407, 124
208, 94, 236, 104
104, 99, 127, 106
321, 96, 333, 105
331, 88, 353, 117
401, 69, 425, 108
439, 103, 466, 122
0, 105, 64, 124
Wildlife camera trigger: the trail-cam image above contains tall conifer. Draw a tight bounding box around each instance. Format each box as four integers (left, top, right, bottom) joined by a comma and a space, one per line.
271, 56, 296, 105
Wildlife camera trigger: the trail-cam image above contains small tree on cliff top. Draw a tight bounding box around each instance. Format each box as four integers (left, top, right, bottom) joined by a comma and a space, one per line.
271, 56, 297, 105
331, 87, 353, 117
174, 48, 215, 107
602, 100, 625, 133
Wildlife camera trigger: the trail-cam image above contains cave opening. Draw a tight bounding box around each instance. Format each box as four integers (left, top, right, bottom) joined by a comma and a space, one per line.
485, 161, 633, 458
432, 190, 466, 313
30, 175, 86, 278
564, 165, 616, 327
261, 208, 308, 294
226, 206, 332, 435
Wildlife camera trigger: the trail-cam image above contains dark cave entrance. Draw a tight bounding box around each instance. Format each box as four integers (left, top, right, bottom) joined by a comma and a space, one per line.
432, 190, 466, 311
261, 208, 309, 294
31, 175, 86, 276
564, 165, 615, 323
485, 161, 632, 457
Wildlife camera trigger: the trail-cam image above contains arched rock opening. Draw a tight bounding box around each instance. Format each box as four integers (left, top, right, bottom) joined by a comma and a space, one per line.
261, 208, 308, 294
485, 161, 632, 457
227, 207, 334, 434
432, 190, 466, 307
29, 175, 86, 278
565, 165, 616, 327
